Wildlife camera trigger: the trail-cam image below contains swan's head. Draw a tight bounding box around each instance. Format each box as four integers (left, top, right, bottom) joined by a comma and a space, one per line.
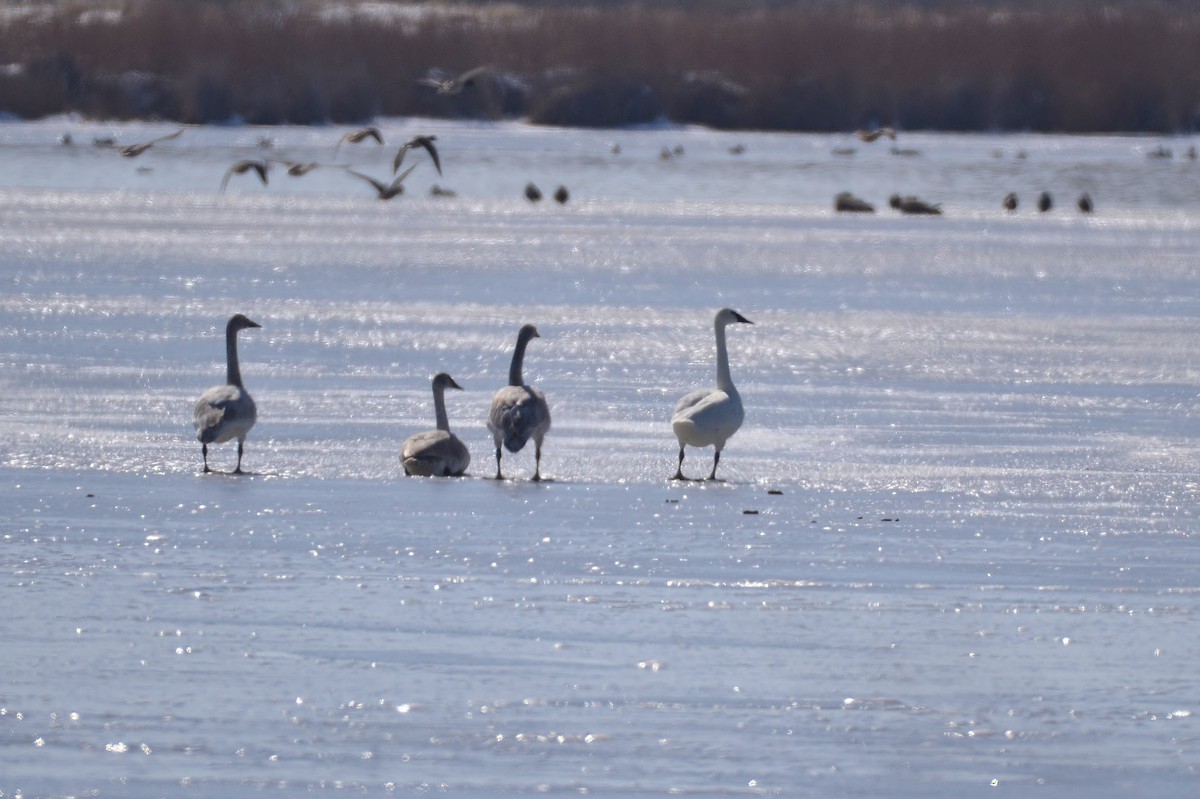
433, 372, 464, 391
228, 313, 261, 333
517, 323, 541, 342
715, 308, 753, 327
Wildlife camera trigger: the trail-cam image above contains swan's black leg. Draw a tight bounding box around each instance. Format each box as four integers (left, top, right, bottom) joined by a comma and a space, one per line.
706, 450, 721, 481
202, 443, 211, 473
671, 446, 686, 480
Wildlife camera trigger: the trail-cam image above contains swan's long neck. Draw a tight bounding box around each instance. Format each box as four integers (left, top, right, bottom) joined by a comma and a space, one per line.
714, 320, 736, 394
433, 382, 451, 431
509, 337, 528, 386
225, 326, 244, 387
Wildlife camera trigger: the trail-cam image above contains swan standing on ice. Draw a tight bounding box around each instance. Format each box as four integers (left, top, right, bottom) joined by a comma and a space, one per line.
193, 314, 261, 474
671, 308, 753, 481
402, 373, 471, 477
487, 324, 551, 480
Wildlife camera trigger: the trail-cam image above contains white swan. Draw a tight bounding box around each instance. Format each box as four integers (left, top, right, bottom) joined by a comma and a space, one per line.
487, 324, 551, 480
402, 373, 471, 477
193, 314, 261, 473
671, 308, 753, 480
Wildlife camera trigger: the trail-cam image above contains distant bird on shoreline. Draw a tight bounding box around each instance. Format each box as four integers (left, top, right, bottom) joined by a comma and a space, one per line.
193, 314, 260, 474
220, 159, 269, 192
835, 191, 874, 212
890, 194, 942, 215
416, 66, 491, 95
393, 135, 442, 176
402, 373, 470, 477
488, 324, 551, 481
1003, 192, 1018, 212
346, 165, 417, 200
120, 128, 184, 157
525, 182, 542, 202
1077, 193, 1094, 213
857, 126, 896, 143
672, 308, 753, 481
553, 185, 569, 204
1038, 191, 1053, 212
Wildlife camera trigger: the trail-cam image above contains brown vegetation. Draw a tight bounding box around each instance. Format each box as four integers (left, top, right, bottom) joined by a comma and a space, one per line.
2, 1, 1199, 132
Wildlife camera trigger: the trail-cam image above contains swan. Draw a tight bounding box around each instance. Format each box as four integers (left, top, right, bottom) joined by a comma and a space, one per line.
671, 308, 753, 481
193, 314, 261, 473
487, 324, 551, 480
402, 373, 470, 477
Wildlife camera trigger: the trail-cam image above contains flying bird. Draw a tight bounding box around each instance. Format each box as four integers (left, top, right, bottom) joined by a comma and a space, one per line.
335, 126, 383, 154
120, 128, 184, 157
856, 126, 896, 143
672, 308, 753, 481
401, 373, 471, 477
487, 324, 551, 481
220, 159, 269, 192
346, 165, 417, 200
416, 66, 491, 95
393, 135, 442, 176
193, 314, 261, 474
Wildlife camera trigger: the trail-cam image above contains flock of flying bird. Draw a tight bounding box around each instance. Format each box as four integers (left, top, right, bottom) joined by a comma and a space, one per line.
103, 124, 574, 203
193, 308, 754, 482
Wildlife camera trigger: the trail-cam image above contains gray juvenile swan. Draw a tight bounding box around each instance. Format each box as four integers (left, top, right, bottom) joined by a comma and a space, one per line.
487, 324, 551, 480
402, 372, 471, 477
671, 308, 753, 481
193, 314, 261, 473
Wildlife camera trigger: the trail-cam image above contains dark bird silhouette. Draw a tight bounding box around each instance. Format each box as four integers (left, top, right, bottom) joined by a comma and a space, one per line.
890, 194, 942, 215
857, 126, 896, 143
220, 159, 269, 193
525, 182, 542, 202
429, 185, 458, 198
1003, 192, 1018, 212
335, 126, 383, 154
346, 165, 417, 200
120, 128, 184, 157
270, 160, 326, 176
1038, 191, 1053, 212
393, 135, 442, 176
835, 192, 874, 213
1077, 193, 1093, 213
416, 66, 491, 95
553, 185, 569, 204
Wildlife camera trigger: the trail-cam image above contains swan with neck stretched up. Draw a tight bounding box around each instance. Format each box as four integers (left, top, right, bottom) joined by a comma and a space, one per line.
671, 308, 753, 480
402, 373, 470, 477
487, 324, 551, 480
193, 313, 261, 474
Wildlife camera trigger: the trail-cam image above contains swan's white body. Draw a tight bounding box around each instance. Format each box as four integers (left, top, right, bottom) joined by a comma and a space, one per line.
671, 308, 753, 480
193, 313, 260, 473
487, 324, 551, 480
402, 373, 470, 477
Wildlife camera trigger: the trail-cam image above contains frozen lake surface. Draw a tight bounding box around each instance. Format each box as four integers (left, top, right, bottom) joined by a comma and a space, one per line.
2, 118, 1200, 797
